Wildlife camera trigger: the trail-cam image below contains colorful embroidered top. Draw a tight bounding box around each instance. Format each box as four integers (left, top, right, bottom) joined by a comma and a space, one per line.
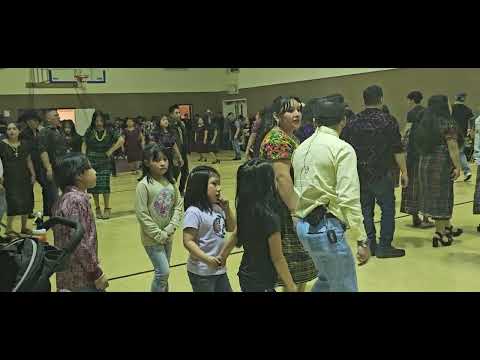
260, 127, 299, 161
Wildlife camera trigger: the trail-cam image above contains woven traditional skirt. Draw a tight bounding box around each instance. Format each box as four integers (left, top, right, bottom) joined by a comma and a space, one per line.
400, 160, 420, 215
275, 206, 317, 287
87, 151, 112, 194
473, 166, 480, 214
418, 147, 454, 220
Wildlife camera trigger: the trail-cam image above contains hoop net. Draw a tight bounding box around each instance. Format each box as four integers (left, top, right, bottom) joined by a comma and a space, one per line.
74, 74, 89, 90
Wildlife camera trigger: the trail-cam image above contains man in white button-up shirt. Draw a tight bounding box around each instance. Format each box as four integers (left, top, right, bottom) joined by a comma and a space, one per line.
292, 97, 370, 292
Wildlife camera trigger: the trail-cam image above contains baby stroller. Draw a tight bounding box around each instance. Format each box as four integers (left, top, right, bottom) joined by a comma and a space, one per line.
0, 217, 84, 292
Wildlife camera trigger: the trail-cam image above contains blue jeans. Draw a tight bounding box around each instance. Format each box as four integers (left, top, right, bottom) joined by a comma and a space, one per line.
296, 217, 358, 292
360, 174, 395, 250
459, 145, 471, 176
232, 138, 242, 159
144, 243, 172, 292
187, 272, 233, 292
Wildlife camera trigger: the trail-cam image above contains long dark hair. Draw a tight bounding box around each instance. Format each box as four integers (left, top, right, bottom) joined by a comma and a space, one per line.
89, 110, 106, 131
61, 119, 79, 136
252, 106, 275, 158
236, 159, 281, 248
138, 143, 175, 184
184, 166, 220, 213
415, 95, 451, 154
253, 96, 302, 158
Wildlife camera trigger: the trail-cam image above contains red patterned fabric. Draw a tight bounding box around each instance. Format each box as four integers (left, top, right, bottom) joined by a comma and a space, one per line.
53, 186, 102, 291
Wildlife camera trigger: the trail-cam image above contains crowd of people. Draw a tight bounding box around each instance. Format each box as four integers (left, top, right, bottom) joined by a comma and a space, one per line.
0, 86, 478, 292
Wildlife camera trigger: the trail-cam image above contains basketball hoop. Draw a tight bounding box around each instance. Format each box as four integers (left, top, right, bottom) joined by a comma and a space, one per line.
74, 74, 89, 90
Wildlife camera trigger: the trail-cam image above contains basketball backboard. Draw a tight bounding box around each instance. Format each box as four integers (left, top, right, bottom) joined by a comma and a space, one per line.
48, 68, 107, 83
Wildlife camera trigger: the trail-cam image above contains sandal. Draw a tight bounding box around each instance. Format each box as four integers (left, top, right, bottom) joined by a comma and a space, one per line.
103, 208, 112, 219
445, 226, 463, 238
96, 207, 104, 220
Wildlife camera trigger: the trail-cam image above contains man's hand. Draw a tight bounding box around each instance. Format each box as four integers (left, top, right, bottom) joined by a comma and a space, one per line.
46, 168, 54, 182
400, 172, 409, 188
357, 246, 370, 266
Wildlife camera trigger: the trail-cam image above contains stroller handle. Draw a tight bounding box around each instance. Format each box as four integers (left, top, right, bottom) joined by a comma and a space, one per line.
41, 217, 85, 254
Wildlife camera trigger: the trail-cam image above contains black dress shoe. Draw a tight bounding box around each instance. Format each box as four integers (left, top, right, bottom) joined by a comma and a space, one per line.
375, 246, 406, 259
369, 240, 377, 257
445, 226, 463, 237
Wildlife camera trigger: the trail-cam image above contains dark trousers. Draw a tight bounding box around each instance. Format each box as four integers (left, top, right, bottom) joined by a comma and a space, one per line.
173, 146, 189, 193
360, 173, 396, 250
34, 161, 59, 217
111, 157, 117, 177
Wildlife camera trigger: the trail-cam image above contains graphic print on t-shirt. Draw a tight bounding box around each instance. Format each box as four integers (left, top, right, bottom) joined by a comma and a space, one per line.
153, 187, 174, 218
212, 214, 226, 238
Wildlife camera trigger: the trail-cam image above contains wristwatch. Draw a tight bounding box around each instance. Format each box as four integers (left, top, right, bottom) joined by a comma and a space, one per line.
357, 240, 369, 248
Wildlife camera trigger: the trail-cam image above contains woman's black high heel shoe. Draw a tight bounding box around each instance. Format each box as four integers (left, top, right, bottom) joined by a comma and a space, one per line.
445, 226, 463, 237
432, 232, 453, 248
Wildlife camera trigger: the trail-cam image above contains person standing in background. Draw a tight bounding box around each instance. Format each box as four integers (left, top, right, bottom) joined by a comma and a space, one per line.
205, 112, 220, 164
61, 120, 83, 154
231, 115, 242, 160
341, 85, 408, 259
400, 91, 434, 228
169, 105, 189, 196
0, 122, 36, 236
82, 111, 124, 220
224, 112, 234, 150
19, 111, 43, 219
38, 109, 68, 217
123, 118, 145, 174
183, 113, 192, 154
451, 93, 474, 181
216, 112, 225, 149
0, 157, 6, 234
415, 95, 463, 247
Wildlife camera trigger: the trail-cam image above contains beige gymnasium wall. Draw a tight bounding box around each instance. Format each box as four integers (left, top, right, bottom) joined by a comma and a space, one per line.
1, 68, 479, 126
0, 68, 226, 119
222, 68, 480, 131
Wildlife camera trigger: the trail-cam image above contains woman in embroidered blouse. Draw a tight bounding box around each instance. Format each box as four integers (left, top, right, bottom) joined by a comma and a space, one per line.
258, 96, 317, 291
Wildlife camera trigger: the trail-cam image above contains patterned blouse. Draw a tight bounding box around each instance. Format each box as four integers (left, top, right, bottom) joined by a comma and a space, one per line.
260, 126, 299, 161
53, 186, 102, 291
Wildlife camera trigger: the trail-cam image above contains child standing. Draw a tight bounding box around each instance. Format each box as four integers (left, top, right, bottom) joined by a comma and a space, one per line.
183, 166, 236, 292
220, 159, 297, 292
52, 153, 108, 292
135, 143, 183, 292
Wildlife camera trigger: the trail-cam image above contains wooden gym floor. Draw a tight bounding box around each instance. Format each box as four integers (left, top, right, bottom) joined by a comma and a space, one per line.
12, 151, 480, 292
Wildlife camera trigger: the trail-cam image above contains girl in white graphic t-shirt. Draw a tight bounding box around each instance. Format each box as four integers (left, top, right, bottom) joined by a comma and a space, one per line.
183, 166, 236, 292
